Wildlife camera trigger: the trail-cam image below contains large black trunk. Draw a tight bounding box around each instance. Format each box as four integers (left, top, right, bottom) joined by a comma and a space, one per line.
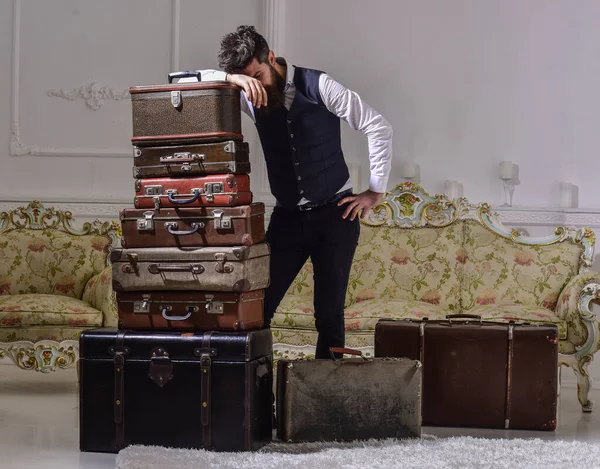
79, 327, 273, 453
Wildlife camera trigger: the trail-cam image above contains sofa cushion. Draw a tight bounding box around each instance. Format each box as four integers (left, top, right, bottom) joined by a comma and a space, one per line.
346, 223, 465, 309
461, 221, 581, 310
273, 295, 566, 339
0, 294, 103, 328
284, 223, 466, 311
273, 296, 453, 331
0, 229, 111, 298
468, 304, 566, 339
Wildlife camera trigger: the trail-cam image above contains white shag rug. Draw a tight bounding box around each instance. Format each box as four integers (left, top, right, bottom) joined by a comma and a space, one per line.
116, 435, 600, 469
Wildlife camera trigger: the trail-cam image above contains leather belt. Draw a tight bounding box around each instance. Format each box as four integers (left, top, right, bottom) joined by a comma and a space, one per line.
296, 189, 353, 212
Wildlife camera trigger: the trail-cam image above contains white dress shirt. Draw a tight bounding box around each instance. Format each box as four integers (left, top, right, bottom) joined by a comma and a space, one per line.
195, 58, 393, 202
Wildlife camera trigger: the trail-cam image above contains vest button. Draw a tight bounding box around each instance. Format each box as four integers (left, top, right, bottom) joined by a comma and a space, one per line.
295, 162, 299, 166
299, 190, 304, 194
292, 147, 297, 151
290, 134, 294, 138
297, 176, 301, 181
287, 120, 292, 124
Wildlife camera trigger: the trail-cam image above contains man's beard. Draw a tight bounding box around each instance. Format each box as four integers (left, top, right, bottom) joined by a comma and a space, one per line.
256, 64, 286, 116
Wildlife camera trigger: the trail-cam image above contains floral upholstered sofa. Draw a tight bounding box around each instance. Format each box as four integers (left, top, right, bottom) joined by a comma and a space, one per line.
0, 201, 119, 372
271, 183, 600, 413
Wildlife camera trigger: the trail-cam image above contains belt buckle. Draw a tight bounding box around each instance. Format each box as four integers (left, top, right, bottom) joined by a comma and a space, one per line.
298, 203, 313, 212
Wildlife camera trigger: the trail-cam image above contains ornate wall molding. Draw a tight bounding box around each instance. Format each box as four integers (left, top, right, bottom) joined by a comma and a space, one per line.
47, 81, 130, 110
10, 0, 181, 158
493, 207, 600, 228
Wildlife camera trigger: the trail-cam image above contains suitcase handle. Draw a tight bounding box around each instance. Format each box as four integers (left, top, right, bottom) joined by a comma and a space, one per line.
168, 71, 202, 83
446, 314, 482, 322
160, 153, 205, 164
167, 190, 202, 205
329, 347, 368, 360
165, 222, 205, 235
148, 263, 205, 275
161, 305, 195, 322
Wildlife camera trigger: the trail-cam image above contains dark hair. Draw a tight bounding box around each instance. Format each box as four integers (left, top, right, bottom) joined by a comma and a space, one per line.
217, 25, 270, 74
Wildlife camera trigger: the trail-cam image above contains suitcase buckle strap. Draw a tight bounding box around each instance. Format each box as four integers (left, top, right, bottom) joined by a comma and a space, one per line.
110, 332, 129, 451
148, 348, 173, 388
204, 183, 224, 203
214, 253, 234, 274
212, 210, 232, 230
204, 295, 224, 315
137, 211, 155, 232
133, 295, 151, 314
171, 90, 182, 108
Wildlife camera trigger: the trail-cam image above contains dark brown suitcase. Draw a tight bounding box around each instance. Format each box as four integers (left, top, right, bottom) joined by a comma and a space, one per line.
111, 244, 270, 293
120, 203, 266, 249
133, 141, 250, 179
80, 327, 273, 453
116, 290, 264, 331
134, 174, 252, 210
130, 77, 243, 147
374, 315, 559, 430
276, 348, 422, 443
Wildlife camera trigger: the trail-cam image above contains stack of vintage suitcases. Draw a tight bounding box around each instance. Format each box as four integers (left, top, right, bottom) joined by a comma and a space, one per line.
78, 71, 560, 455
79, 72, 274, 453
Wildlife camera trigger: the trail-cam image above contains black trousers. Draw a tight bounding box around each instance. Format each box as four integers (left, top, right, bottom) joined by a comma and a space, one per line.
263, 200, 360, 359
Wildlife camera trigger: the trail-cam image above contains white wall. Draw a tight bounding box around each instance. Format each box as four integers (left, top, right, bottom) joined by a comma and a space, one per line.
1, 0, 599, 387
283, 0, 599, 208
0, 0, 264, 206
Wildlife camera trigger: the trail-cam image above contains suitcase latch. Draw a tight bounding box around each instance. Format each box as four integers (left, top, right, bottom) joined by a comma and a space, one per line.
205, 294, 224, 315
134, 294, 151, 314
137, 211, 155, 231
171, 90, 182, 109
223, 142, 234, 153
133, 147, 141, 158
144, 185, 163, 196
149, 348, 173, 387
214, 253, 234, 274
212, 209, 232, 229
204, 183, 224, 203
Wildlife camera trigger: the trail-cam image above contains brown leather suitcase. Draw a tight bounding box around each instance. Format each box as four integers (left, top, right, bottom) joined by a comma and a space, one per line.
130, 75, 243, 147
80, 328, 273, 453
133, 141, 250, 179
120, 203, 265, 249
134, 174, 252, 210
111, 244, 270, 293
276, 348, 422, 443
116, 290, 264, 331
374, 315, 559, 430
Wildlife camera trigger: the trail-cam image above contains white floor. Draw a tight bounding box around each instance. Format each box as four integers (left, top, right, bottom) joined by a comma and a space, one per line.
1, 364, 599, 469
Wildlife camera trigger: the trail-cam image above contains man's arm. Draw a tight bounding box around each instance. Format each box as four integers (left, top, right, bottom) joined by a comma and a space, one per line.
318, 74, 393, 219
180, 70, 257, 120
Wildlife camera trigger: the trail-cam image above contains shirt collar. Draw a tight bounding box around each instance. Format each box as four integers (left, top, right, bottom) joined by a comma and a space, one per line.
275, 57, 295, 89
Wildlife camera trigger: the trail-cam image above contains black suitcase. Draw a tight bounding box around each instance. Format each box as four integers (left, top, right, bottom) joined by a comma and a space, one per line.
79, 327, 273, 453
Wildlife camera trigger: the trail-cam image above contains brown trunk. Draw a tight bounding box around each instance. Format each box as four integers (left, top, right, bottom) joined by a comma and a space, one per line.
374, 318, 558, 430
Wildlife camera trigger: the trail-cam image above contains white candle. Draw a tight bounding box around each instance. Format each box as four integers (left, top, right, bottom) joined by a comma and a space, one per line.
444, 181, 463, 200
402, 161, 418, 178
499, 161, 517, 180
559, 182, 573, 208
